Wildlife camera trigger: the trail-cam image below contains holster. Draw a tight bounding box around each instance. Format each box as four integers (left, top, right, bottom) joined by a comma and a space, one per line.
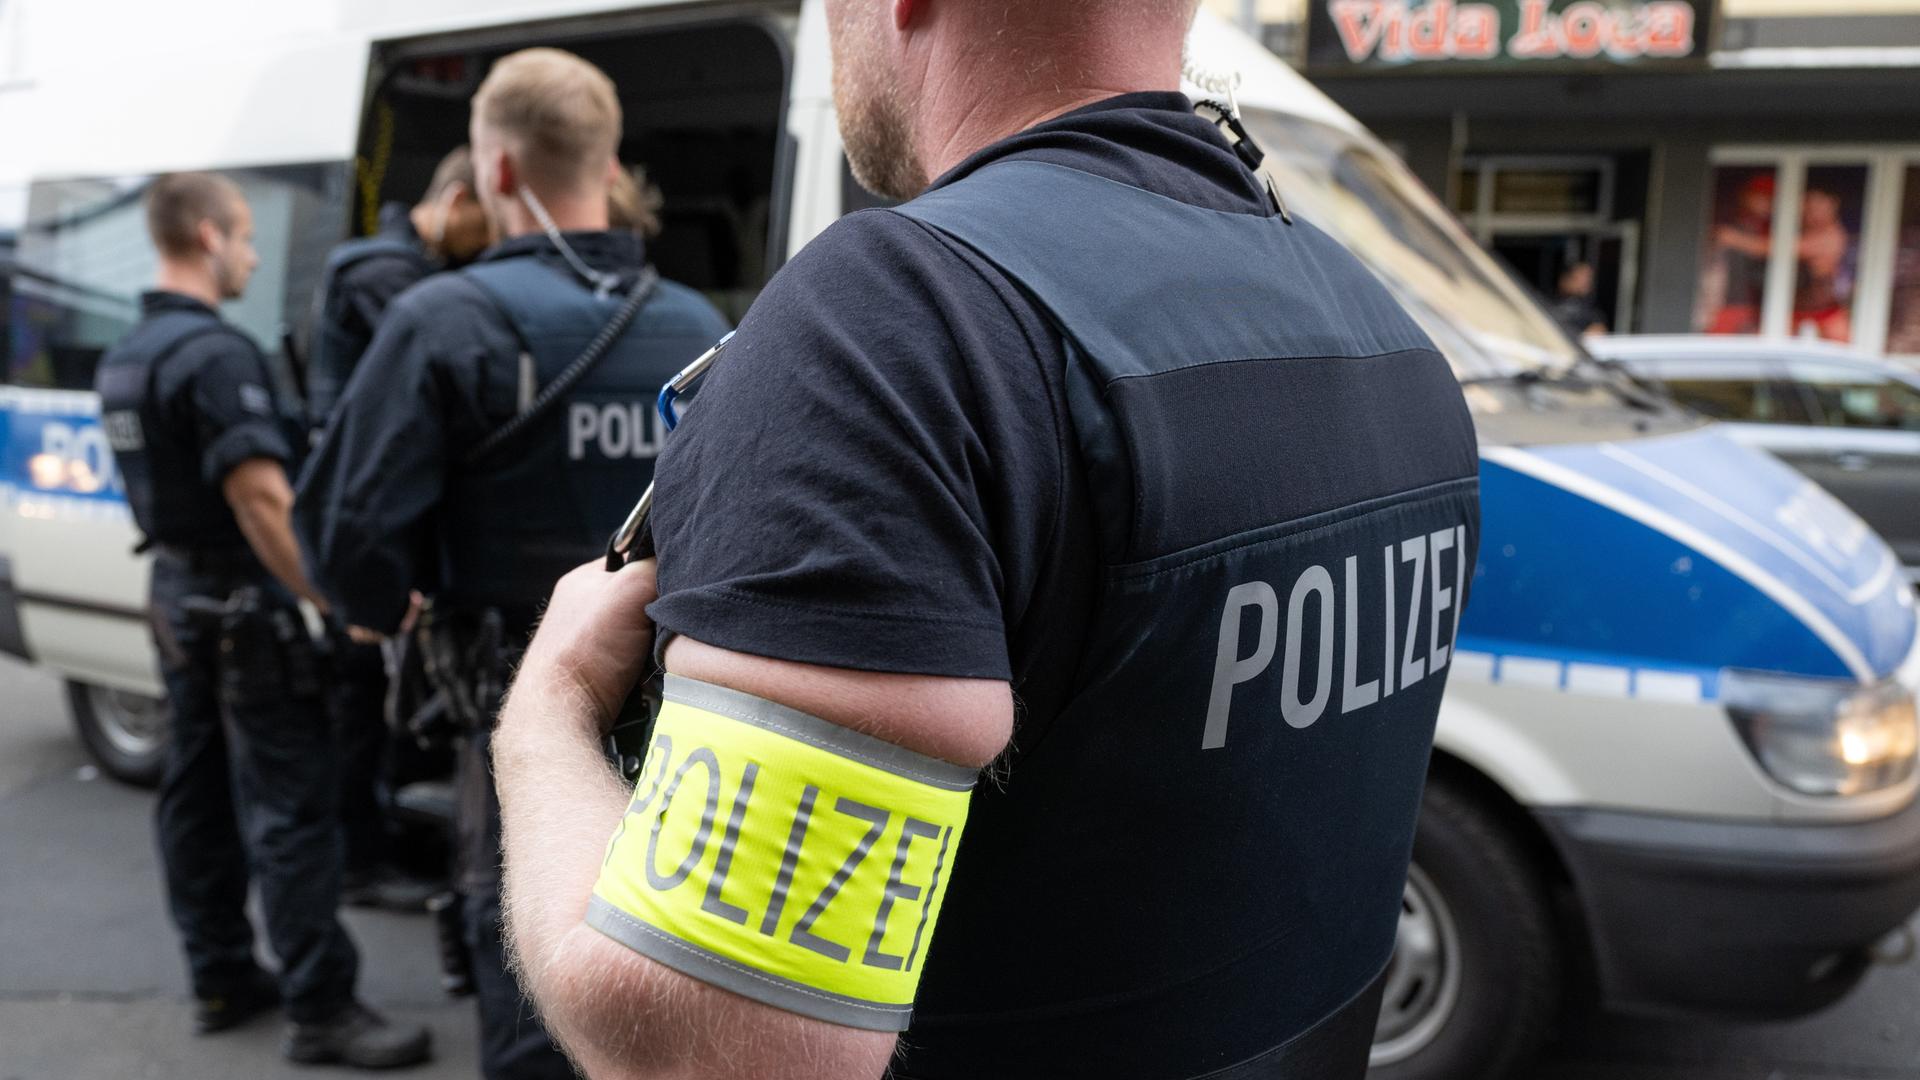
187, 586, 326, 707
414, 604, 514, 735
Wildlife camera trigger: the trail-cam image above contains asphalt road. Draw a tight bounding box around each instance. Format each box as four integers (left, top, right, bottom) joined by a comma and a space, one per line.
3, 655, 1919, 1079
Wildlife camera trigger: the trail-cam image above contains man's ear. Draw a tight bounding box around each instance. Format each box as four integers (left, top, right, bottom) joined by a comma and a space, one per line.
489, 147, 518, 197
196, 219, 223, 256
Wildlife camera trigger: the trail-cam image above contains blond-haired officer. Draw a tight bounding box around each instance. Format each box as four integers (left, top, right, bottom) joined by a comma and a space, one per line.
295, 50, 729, 1079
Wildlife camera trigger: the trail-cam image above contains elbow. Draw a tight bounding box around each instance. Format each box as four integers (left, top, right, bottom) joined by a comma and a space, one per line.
518, 925, 672, 1080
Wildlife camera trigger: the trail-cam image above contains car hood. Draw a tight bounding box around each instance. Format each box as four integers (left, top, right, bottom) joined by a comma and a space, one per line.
1461, 427, 1915, 698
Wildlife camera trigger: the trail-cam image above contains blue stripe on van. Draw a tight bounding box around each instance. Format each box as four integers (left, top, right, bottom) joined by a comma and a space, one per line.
0, 389, 129, 511
1464, 428, 1916, 684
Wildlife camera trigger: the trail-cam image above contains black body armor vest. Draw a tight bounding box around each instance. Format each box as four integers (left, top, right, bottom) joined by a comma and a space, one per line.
891, 162, 1481, 1076
307, 234, 434, 425
436, 258, 726, 622
95, 309, 250, 550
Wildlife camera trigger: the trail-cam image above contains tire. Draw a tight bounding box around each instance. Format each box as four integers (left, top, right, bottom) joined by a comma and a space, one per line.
1369, 775, 1562, 1080
67, 681, 168, 788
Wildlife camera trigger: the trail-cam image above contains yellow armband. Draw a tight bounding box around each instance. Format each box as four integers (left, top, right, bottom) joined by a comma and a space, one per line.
588, 674, 975, 1031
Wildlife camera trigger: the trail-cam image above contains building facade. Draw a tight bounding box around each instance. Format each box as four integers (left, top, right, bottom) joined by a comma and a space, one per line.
1209, 0, 1920, 357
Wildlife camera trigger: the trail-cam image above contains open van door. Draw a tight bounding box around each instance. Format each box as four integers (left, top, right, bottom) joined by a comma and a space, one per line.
353, 7, 798, 325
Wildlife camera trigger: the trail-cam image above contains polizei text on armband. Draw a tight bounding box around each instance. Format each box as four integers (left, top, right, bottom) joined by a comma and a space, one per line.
1202, 525, 1468, 748
592, 692, 973, 1013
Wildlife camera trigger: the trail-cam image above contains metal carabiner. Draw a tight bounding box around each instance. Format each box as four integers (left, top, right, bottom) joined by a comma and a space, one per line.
605, 331, 736, 570
658, 331, 734, 434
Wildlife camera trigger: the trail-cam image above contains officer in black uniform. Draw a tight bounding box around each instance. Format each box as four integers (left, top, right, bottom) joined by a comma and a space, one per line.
308, 145, 491, 912
94, 173, 430, 1069
307, 145, 492, 425
294, 49, 731, 1080
489, 2, 1480, 1078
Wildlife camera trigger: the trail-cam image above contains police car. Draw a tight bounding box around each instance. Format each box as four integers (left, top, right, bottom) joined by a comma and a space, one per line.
3, 4, 1917, 1078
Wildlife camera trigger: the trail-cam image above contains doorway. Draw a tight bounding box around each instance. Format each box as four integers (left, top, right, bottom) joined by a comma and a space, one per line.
356, 11, 792, 326
1456, 155, 1642, 333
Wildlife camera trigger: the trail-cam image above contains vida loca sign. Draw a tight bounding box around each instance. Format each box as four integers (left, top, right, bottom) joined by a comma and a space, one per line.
1306, 0, 1715, 71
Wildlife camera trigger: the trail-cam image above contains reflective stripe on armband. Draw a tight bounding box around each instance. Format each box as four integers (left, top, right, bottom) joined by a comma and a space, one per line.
587, 674, 976, 1031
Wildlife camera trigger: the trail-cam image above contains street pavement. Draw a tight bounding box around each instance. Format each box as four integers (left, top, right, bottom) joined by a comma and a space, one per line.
0, 658, 477, 1080
3, 654, 1920, 1079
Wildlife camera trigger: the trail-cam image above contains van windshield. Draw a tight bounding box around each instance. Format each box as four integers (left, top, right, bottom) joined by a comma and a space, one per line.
1242, 110, 1581, 380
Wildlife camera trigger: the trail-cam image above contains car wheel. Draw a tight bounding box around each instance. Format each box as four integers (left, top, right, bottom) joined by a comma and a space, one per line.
1369, 776, 1562, 1080
67, 680, 168, 788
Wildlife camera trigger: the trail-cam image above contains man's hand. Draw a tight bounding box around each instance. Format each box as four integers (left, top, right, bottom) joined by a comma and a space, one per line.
511, 558, 659, 736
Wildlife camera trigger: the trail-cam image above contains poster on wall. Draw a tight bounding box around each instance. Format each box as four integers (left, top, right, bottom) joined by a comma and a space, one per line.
1693, 163, 1872, 345
1887, 167, 1920, 357
1792, 166, 1868, 345
1694, 165, 1776, 337
1306, 0, 1717, 72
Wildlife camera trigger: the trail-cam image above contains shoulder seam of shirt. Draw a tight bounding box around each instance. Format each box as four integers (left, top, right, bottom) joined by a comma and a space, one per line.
882, 207, 1076, 669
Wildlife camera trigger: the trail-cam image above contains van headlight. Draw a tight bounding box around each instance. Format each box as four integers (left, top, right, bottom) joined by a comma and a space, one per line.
1725, 672, 1919, 797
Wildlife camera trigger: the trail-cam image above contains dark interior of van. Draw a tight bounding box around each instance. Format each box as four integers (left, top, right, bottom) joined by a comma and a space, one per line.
358, 15, 789, 324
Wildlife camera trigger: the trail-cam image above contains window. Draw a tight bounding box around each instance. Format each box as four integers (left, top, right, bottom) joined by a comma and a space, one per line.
1791, 165, 1869, 344
1787, 360, 1920, 432
7, 164, 347, 391
1890, 166, 1920, 356
1699, 150, 1920, 355
0, 182, 23, 381
1243, 112, 1581, 379
1694, 164, 1777, 336
1661, 378, 1811, 425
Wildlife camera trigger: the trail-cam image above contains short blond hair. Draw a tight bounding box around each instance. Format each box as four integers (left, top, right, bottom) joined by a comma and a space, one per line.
146, 172, 244, 259
472, 48, 622, 194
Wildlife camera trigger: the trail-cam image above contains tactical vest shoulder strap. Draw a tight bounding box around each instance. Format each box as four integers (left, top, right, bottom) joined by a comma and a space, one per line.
458, 259, 661, 466
460, 258, 609, 359
892, 161, 1436, 561
323, 233, 432, 285
893, 161, 1432, 382
136, 312, 238, 402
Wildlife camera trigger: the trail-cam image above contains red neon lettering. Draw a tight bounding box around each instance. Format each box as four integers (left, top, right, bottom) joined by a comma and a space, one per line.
1408, 0, 1452, 58
1455, 4, 1500, 57
1560, 1, 1607, 58
1646, 3, 1696, 57
1508, 0, 1558, 58
1332, 0, 1392, 62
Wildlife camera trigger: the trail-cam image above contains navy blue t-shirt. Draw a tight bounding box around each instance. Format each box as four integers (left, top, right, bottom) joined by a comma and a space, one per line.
649, 93, 1267, 719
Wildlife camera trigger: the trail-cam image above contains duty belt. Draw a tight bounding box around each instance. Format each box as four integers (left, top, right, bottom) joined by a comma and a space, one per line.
151, 543, 264, 580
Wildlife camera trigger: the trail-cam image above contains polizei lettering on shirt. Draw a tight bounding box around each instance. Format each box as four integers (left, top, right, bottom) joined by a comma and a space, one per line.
568, 400, 664, 462
1202, 525, 1468, 749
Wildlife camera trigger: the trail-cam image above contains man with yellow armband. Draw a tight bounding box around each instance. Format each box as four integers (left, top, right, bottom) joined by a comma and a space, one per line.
492, 0, 1479, 1077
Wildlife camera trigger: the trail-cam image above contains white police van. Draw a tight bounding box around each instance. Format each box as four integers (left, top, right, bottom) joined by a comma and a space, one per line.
2, 3, 1916, 1077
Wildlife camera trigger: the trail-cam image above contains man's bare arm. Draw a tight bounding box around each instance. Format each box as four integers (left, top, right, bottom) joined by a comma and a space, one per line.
493, 560, 1013, 1079
222, 457, 328, 610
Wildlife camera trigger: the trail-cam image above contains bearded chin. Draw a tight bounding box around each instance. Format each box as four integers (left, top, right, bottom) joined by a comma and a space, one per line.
837, 75, 925, 203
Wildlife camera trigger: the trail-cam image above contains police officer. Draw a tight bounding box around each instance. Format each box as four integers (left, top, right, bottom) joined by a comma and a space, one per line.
491, 1, 1480, 1078
94, 173, 431, 1069
307, 146, 492, 425
308, 146, 490, 913
294, 50, 731, 1080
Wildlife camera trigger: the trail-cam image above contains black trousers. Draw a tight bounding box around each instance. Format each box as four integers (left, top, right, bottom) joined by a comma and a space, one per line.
331, 638, 392, 876
457, 730, 574, 1080
150, 553, 359, 1023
